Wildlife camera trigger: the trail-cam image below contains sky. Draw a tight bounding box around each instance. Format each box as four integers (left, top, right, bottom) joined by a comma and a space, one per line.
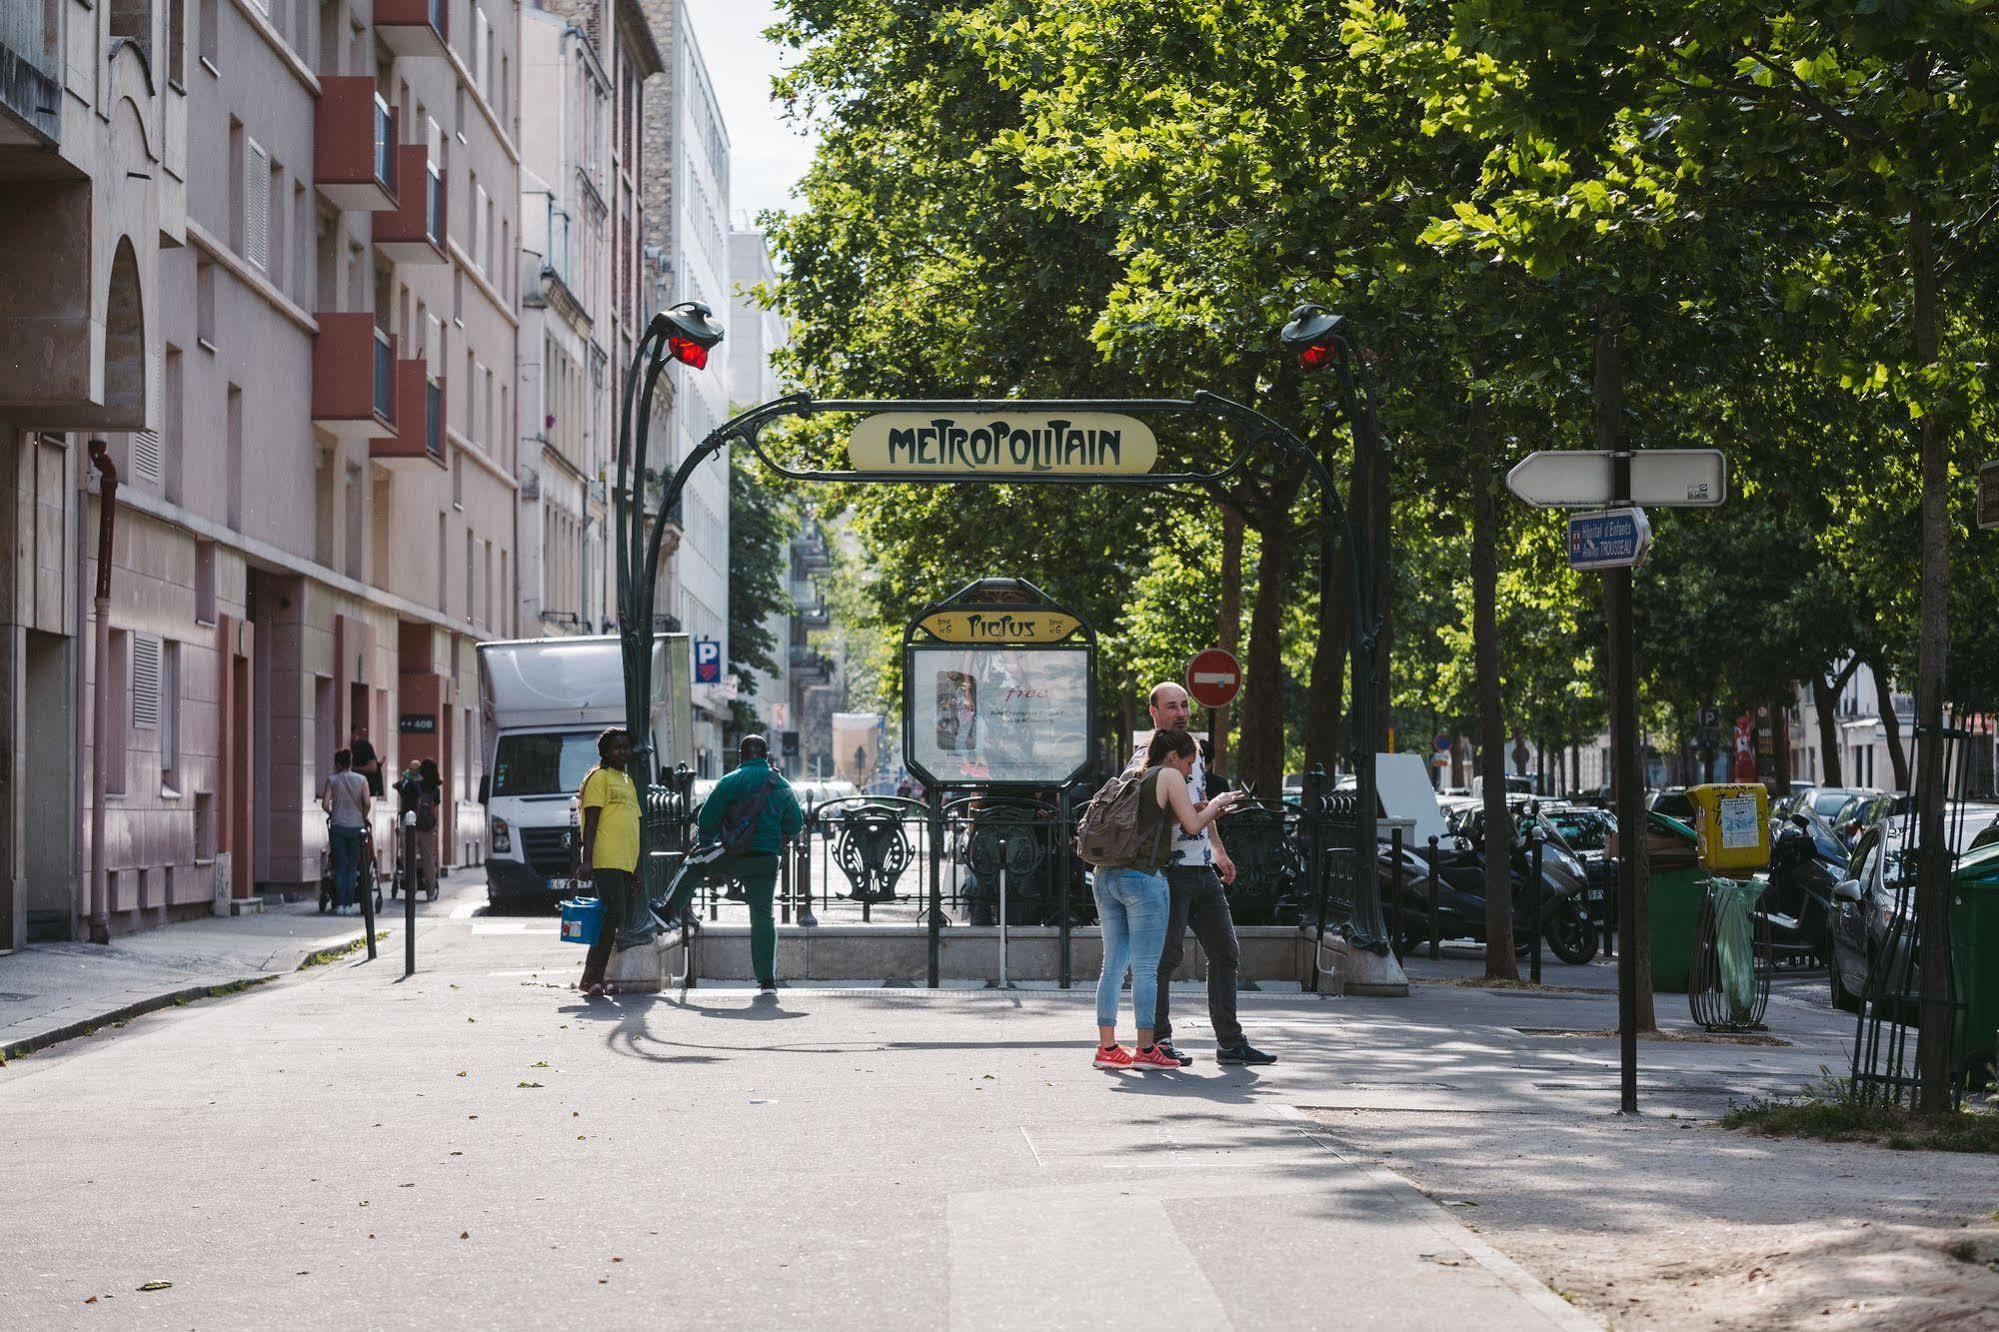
685, 1, 820, 228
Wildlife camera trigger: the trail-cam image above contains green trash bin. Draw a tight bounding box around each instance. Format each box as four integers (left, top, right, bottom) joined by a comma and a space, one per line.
1950, 842, 1999, 1077
1643, 811, 1703, 993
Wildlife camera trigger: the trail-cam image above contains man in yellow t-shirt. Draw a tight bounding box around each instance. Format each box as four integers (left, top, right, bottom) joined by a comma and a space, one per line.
577, 728, 641, 995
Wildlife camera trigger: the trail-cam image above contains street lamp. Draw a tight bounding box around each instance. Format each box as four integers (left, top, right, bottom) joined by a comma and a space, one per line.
610, 301, 725, 949
1276, 301, 1398, 983
660, 300, 724, 370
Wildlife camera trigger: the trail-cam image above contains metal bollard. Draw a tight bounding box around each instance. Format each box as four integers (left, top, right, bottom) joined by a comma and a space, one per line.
1427, 835, 1441, 960
1390, 826, 1405, 961
1529, 826, 1545, 985
927, 792, 944, 989
360, 829, 378, 961
403, 815, 417, 978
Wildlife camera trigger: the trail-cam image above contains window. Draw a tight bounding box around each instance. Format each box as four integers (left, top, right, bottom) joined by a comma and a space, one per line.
160, 640, 181, 792
437, 512, 448, 608
194, 539, 217, 624
196, 257, 216, 348
130, 427, 163, 490
226, 384, 243, 528
344, 461, 363, 581
472, 180, 487, 271
451, 450, 463, 507
464, 531, 474, 622
198, 0, 218, 69
105, 630, 131, 796
194, 792, 216, 860
244, 137, 271, 270
131, 633, 161, 732
163, 345, 183, 502
109, 0, 153, 64
471, 4, 489, 94
167, 0, 186, 86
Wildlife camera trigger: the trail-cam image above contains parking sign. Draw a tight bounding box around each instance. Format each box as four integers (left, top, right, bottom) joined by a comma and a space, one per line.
693, 638, 722, 684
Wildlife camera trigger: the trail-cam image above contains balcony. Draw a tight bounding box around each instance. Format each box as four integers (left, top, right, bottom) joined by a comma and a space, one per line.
311, 315, 397, 440
371, 363, 447, 468
1, 2, 61, 148
372, 145, 446, 263
375, 0, 449, 58
315, 79, 398, 212
789, 645, 835, 682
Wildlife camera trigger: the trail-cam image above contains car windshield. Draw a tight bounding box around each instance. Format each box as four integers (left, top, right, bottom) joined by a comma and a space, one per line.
491, 732, 601, 798
1547, 810, 1610, 851
1812, 790, 1858, 817
1651, 790, 1695, 821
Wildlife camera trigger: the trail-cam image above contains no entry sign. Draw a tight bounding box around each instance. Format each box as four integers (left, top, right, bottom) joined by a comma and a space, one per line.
1186, 649, 1241, 709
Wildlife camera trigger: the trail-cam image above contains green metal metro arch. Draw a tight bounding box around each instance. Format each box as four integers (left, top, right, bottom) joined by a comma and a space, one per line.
611, 323, 1394, 966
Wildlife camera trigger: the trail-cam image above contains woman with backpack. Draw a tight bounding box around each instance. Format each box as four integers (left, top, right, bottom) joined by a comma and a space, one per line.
1088, 729, 1243, 1070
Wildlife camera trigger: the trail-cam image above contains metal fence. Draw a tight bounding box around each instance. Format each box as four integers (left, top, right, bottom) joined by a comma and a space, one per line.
638, 772, 1371, 988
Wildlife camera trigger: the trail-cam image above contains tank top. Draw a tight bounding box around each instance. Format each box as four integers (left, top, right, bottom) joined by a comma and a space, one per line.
1129, 767, 1173, 873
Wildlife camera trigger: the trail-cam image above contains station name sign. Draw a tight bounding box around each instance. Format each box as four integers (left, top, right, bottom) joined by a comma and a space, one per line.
917, 610, 1081, 644
849, 412, 1158, 477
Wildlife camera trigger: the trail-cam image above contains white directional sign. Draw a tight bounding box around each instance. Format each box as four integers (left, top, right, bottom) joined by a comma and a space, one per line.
1507, 449, 1727, 508
1567, 507, 1653, 571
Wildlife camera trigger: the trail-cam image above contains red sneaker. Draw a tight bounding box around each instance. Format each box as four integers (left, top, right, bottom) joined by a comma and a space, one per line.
1131, 1045, 1180, 1071
1093, 1043, 1134, 1070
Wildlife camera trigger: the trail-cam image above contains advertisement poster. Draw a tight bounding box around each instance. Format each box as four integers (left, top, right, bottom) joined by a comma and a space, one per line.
908, 646, 1089, 786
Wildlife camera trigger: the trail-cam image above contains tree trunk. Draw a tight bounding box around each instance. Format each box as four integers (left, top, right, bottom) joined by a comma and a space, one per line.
1237, 493, 1295, 801
1907, 182, 1953, 1113
1469, 394, 1516, 979
1212, 504, 1245, 783
1773, 698, 1792, 796
1811, 675, 1843, 787
1305, 505, 1350, 781
1869, 654, 1911, 792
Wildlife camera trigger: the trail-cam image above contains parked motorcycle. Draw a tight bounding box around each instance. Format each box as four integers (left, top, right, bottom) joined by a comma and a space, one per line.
1383, 806, 1600, 963
1756, 808, 1850, 967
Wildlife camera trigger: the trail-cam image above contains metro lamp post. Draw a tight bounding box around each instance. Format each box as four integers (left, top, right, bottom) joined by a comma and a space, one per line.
611, 300, 723, 947
1278, 302, 1398, 973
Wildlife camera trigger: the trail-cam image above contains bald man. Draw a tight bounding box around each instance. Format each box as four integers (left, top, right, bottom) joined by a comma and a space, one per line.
1129, 682, 1275, 1066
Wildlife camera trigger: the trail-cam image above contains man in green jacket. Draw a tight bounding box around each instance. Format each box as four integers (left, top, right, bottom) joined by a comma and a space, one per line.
659, 735, 804, 990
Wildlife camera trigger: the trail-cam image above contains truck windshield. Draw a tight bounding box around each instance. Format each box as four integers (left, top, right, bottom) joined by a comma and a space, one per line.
491, 732, 600, 798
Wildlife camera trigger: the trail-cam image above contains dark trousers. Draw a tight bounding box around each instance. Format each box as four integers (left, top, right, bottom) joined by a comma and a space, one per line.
1154, 865, 1243, 1047
580, 867, 634, 986
666, 854, 779, 984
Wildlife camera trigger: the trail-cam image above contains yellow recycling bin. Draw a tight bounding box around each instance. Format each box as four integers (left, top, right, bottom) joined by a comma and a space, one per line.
1686, 783, 1771, 873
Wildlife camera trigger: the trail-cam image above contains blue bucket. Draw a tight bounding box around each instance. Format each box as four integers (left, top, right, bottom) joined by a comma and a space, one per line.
559, 896, 603, 947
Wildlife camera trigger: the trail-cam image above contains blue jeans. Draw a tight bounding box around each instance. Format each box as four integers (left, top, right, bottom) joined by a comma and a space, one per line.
331, 825, 366, 908
1093, 866, 1170, 1032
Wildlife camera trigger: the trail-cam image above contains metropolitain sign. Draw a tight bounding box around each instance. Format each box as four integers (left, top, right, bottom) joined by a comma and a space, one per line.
848, 412, 1158, 476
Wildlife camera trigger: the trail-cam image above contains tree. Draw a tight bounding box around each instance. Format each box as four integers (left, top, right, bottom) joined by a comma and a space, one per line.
725, 451, 798, 736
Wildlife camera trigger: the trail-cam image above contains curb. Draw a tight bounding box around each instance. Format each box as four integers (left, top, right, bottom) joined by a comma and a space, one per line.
1, 974, 280, 1063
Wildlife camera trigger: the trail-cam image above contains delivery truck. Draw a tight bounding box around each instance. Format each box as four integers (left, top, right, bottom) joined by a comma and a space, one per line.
476, 634, 691, 909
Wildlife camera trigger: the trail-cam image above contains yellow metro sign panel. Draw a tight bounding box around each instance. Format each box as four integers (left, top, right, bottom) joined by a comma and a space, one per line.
917, 611, 1082, 644
849, 412, 1158, 477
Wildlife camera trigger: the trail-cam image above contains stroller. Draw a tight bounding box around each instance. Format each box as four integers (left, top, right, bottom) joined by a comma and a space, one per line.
317, 815, 384, 915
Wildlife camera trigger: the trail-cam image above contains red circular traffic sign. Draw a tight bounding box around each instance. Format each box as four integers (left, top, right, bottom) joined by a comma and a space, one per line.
1185, 649, 1242, 709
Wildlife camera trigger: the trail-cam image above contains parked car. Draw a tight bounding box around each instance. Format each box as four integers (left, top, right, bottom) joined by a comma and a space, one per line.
1827, 805, 1999, 1016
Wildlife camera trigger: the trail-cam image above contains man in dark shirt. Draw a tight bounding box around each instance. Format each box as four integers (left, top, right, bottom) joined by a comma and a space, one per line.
350, 726, 384, 798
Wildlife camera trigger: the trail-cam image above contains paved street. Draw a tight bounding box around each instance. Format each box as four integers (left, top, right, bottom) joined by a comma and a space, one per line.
0, 873, 1623, 1330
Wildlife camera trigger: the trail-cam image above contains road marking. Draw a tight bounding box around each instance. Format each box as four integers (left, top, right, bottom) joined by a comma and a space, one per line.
449, 900, 481, 920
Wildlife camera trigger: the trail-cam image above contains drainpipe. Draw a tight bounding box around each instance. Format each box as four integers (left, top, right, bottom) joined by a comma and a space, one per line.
87, 440, 117, 944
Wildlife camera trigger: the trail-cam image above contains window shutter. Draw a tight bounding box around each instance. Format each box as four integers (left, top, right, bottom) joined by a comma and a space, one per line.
245, 139, 270, 271
473, 7, 489, 93
131, 634, 162, 730
131, 429, 163, 488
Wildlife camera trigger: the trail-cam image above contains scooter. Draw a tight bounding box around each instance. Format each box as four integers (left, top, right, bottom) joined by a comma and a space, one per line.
1382, 828, 1600, 964
1755, 813, 1849, 966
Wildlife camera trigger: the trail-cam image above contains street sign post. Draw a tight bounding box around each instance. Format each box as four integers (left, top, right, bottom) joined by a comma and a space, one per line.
1566, 507, 1653, 571
1508, 449, 1726, 509
1979, 460, 1999, 532
1186, 648, 1241, 709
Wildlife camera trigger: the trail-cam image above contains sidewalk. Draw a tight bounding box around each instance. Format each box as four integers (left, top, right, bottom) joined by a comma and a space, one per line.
0, 899, 383, 1059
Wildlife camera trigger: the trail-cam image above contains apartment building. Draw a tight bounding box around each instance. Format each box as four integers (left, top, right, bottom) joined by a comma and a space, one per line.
638, 0, 730, 775
517, 0, 661, 639
0, 0, 178, 945
0, 0, 531, 942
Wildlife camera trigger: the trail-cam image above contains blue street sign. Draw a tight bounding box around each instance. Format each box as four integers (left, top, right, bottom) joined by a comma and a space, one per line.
1567, 507, 1653, 572
693, 637, 722, 683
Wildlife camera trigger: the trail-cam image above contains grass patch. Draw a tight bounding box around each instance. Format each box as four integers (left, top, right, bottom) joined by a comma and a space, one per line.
1722, 1070, 1999, 1153
297, 931, 388, 970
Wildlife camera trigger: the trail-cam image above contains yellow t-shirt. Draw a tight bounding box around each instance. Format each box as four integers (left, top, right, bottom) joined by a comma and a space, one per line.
580, 766, 640, 874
